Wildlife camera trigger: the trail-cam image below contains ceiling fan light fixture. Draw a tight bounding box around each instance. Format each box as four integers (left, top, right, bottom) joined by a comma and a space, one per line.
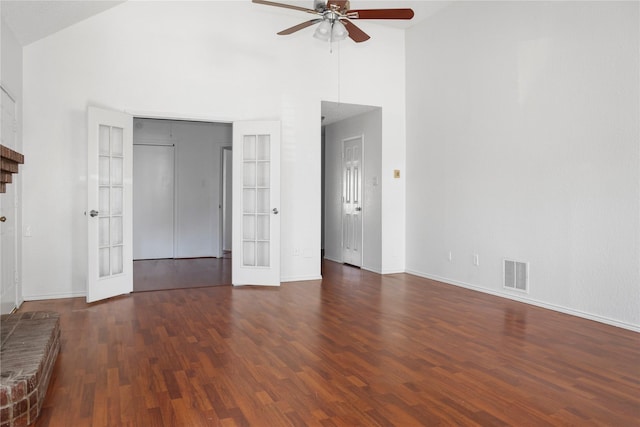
313, 20, 332, 41
331, 20, 348, 41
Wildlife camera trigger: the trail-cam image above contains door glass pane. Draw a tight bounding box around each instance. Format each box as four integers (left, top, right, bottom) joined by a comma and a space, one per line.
99, 125, 110, 155
111, 187, 123, 215
111, 127, 123, 156
243, 136, 256, 160
99, 157, 110, 185
243, 189, 256, 213
257, 242, 269, 267
257, 189, 269, 213
257, 215, 269, 241
243, 242, 255, 266
257, 135, 270, 160
257, 162, 269, 187
99, 187, 110, 214
99, 218, 110, 247
243, 162, 256, 187
99, 248, 110, 277
111, 157, 123, 185
111, 246, 123, 275
111, 217, 123, 245
243, 215, 256, 240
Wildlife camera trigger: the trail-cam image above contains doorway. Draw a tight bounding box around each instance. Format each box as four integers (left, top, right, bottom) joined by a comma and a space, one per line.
321, 101, 383, 273
132, 118, 232, 291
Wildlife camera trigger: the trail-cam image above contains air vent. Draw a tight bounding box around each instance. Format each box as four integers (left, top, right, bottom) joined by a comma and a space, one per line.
504, 259, 529, 292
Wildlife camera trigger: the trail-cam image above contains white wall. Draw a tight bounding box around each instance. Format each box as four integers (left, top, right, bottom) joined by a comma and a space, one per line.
21, 1, 406, 298
0, 14, 23, 309
324, 108, 382, 272
134, 118, 232, 259
406, 1, 640, 330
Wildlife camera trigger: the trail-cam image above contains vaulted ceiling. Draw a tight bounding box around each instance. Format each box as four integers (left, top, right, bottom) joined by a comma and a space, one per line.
1, 0, 449, 47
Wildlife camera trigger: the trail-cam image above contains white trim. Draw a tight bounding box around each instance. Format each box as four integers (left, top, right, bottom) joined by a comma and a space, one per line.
361, 265, 382, 275
23, 292, 86, 301
406, 269, 640, 333
381, 268, 405, 275
126, 110, 233, 124
281, 275, 323, 283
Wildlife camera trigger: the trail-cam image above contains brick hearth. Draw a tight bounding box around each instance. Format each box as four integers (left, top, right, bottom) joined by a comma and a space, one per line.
0, 312, 60, 427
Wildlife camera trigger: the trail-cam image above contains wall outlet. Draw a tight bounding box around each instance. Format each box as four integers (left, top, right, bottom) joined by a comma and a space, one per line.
473, 254, 480, 266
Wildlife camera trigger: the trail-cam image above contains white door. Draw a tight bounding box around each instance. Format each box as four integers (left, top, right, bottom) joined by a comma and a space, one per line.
87, 107, 133, 303
133, 144, 174, 260
342, 136, 363, 267
0, 87, 18, 314
232, 121, 280, 286
0, 185, 17, 315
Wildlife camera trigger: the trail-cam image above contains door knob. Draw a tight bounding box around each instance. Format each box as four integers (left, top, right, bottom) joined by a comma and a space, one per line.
89, 210, 99, 218
0, 216, 6, 222
355, 207, 362, 212
272, 208, 279, 215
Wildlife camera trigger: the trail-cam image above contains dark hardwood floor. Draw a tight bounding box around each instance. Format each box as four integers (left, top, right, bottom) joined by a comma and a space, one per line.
18, 261, 640, 426
133, 256, 231, 292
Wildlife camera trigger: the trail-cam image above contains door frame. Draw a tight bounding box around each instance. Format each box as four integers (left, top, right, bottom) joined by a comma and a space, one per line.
220, 145, 233, 256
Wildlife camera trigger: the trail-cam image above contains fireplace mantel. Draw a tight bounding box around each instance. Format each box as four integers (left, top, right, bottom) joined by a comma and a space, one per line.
0, 145, 24, 193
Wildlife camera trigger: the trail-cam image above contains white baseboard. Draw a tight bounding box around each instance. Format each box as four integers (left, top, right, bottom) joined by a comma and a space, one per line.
405, 269, 640, 333
280, 275, 323, 283
23, 291, 86, 301
362, 265, 382, 274
381, 269, 405, 275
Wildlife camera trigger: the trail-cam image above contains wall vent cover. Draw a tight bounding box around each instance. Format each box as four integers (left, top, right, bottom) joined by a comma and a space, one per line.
504, 259, 529, 292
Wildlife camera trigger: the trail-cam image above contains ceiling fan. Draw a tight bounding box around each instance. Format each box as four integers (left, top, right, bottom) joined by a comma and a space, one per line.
253, 0, 415, 43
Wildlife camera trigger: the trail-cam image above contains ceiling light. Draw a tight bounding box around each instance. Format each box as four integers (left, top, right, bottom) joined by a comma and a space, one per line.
313, 20, 332, 41
331, 20, 348, 41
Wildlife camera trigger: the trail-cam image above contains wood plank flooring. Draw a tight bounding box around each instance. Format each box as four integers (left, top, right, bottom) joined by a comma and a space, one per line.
17, 261, 640, 426
133, 257, 231, 292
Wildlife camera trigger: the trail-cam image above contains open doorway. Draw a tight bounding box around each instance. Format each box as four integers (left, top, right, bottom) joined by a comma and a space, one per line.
132, 118, 232, 291
321, 101, 383, 273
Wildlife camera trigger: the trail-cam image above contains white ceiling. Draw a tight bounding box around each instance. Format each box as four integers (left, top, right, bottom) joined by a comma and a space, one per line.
1, 0, 448, 125
1, 0, 449, 46
1, 0, 126, 46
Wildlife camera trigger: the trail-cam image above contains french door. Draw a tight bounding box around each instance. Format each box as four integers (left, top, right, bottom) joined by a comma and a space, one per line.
87, 107, 133, 303
232, 121, 280, 286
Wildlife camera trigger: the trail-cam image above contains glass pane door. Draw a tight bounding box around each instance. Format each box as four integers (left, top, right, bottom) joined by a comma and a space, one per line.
98, 125, 124, 277
242, 134, 271, 267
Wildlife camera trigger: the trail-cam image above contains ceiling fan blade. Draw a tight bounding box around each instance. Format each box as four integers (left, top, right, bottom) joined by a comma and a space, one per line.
327, 0, 349, 12
342, 19, 370, 43
347, 9, 415, 20
277, 19, 322, 35
252, 0, 318, 15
